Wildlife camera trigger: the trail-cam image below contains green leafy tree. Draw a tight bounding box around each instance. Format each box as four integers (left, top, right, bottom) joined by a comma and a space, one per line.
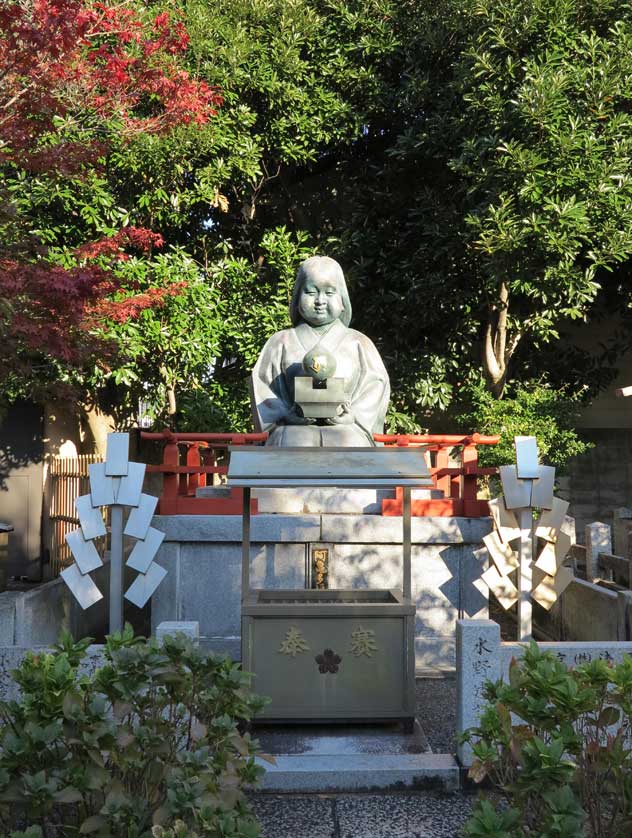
80, 0, 402, 428
341, 0, 632, 414
455, 379, 592, 471
3, 0, 406, 430
9, 0, 632, 446
0, 0, 219, 416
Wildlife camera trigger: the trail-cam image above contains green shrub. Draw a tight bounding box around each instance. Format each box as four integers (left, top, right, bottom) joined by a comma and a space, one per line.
0, 627, 269, 837
462, 641, 632, 837
456, 379, 592, 473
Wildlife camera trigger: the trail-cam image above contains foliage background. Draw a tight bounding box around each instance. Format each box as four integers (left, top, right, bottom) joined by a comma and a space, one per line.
5, 0, 632, 464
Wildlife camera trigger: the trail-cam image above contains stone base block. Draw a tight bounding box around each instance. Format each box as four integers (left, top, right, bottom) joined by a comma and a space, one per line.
254, 488, 392, 514
156, 621, 199, 644
195, 487, 231, 499
258, 753, 459, 792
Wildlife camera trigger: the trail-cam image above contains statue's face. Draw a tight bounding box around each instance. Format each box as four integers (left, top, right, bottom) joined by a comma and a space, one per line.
298, 267, 343, 327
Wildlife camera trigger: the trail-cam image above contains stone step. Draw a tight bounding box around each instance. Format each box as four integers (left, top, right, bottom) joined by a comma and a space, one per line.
257, 752, 460, 792
253, 721, 458, 793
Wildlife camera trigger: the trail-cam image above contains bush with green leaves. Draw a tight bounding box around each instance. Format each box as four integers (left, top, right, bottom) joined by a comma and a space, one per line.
0, 628, 269, 837
455, 378, 592, 473
462, 641, 632, 838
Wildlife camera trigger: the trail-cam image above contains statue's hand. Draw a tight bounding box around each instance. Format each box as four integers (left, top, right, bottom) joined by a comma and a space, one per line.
285, 405, 316, 425
326, 402, 354, 425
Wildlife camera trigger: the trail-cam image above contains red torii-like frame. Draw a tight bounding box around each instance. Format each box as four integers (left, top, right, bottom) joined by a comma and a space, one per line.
141, 431, 500, 517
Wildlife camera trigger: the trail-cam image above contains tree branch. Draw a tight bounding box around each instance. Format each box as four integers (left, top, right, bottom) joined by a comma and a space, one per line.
495, 282, 508, 362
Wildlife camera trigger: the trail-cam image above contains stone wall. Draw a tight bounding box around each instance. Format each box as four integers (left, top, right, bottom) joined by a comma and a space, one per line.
533, 578, 627, 642
564, 429, 632, 536
151, 514, 492, 671
0, 644, 105, 702
0, 562, 146, 646
456, 619, 632, 766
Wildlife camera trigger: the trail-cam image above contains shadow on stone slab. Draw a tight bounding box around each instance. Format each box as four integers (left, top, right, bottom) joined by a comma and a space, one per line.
253, 719, 431, 756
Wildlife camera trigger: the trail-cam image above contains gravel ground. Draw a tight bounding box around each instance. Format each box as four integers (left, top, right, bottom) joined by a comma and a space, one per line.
415, 676, 457, 753
251, 791, 476, 838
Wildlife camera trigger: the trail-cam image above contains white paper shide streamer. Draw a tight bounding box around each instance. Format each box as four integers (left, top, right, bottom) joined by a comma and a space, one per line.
61, 433, 167, 631
481, 436, 575, 641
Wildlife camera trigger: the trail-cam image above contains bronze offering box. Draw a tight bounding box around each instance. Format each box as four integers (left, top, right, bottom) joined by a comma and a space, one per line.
242, 588, 416, 723
228, 446, 432, 726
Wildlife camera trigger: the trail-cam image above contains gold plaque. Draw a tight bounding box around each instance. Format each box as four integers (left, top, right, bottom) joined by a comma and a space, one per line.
312, 547, 329, 589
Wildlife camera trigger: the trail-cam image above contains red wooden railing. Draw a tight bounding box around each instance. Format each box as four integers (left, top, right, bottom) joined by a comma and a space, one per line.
374, 434, 500, 517
141, 430, 500, 517
141, 431, 268, 514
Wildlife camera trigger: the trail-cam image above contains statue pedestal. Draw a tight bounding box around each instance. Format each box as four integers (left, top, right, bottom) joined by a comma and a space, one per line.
256, 488, 391, 515
195, 486, 443, 515
196, 487, 443, 515
256, 487, 443, 514
195, 485, 389, 514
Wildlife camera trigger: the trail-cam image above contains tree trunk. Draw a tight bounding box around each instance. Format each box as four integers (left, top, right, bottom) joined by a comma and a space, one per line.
166, 386, 176, 416
160, 365, 177, 418
83, 406, 115, 457
482, 283, 521, 398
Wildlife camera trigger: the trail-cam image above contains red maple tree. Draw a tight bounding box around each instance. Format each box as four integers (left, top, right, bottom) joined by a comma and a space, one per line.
0, 0, 220, 392
0, 0, 220, 167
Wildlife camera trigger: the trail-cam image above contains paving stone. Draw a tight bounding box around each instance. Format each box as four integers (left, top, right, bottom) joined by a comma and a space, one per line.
335, 792, 476, 838
250, 794, 335, 838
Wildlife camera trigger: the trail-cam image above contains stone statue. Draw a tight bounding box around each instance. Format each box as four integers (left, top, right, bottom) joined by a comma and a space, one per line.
250, 256, 390, 446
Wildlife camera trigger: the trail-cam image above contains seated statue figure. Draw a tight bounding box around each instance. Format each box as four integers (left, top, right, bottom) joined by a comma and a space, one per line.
250, 255, 390, 446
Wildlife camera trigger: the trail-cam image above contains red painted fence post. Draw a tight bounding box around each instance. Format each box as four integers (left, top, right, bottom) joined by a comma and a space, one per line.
186, 444, 201, 495
161, 438, 179, 514
461, 442, 479, 516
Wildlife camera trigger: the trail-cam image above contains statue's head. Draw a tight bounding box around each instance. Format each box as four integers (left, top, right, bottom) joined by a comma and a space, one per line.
290, 256, 352, 328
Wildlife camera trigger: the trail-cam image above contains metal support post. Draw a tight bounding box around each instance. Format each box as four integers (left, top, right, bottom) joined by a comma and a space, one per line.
242, 488, 251, 603
109, 505, 124, 634
518, 506, 533, 641
403, 486, 412, 600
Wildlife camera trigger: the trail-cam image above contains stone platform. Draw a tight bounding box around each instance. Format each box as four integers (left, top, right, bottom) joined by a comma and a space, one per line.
151, 514, 491, 670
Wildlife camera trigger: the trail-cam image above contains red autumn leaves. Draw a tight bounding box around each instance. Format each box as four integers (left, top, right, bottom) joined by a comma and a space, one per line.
0, 0, 219, 387
0, 0, 220, 168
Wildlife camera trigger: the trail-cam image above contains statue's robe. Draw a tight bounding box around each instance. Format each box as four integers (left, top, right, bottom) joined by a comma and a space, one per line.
250, 319, 390, 447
